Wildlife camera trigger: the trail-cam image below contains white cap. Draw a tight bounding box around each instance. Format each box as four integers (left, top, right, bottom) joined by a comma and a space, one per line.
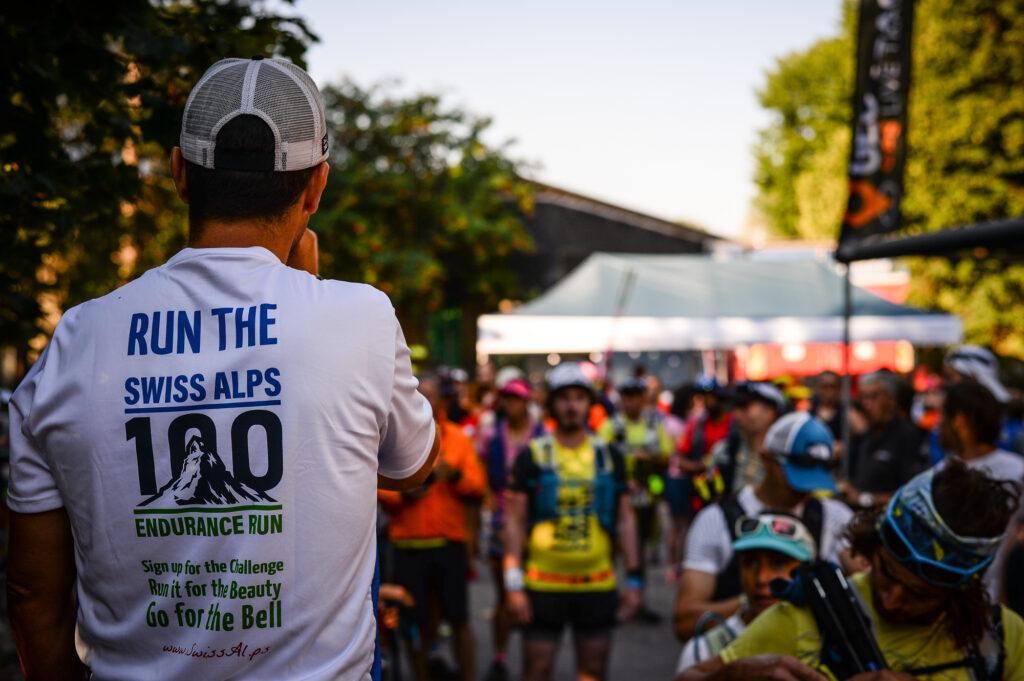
546, 363, 593, 394
945, 345, 1010, 403
180, 57, 328, 172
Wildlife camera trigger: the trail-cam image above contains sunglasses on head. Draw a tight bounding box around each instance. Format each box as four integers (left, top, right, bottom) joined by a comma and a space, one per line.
736, 515, 800, 539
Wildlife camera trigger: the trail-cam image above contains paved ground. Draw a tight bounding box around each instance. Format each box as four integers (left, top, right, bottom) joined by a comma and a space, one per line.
463, 562, 682, 681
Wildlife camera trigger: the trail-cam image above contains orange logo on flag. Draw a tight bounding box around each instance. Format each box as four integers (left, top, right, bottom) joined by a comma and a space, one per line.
844, 181, 893, 229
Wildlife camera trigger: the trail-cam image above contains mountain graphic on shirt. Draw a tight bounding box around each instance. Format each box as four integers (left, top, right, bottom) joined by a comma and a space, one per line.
139, 435, 275, 507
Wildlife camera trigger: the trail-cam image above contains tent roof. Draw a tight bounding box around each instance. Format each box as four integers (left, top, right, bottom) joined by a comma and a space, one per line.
512, 253, 929, 318
477, 253, 962, 354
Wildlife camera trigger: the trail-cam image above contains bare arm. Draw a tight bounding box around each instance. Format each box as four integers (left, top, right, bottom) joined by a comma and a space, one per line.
378, 426, 441, 491
503, 490, 532, 623
8, 508, 87, 681
673, 569, 741, 641
675, 655, 829, 681
616, 493, 640, 571
503, 490, 528, 567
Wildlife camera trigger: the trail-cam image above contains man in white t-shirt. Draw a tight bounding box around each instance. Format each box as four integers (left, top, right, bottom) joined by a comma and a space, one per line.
672, 412, 853, 641
939, 380, 1024, 600
7, 57, 438, 681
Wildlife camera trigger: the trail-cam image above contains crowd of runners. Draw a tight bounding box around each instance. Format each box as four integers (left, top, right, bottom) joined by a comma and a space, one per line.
374, 345, 1024, 681
6, 57, 1024, 681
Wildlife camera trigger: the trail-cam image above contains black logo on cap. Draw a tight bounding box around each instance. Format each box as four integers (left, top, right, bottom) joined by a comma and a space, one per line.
321, 133, 329, 155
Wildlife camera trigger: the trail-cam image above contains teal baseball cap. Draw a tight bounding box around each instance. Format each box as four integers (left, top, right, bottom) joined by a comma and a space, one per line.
732, 512, 817, 562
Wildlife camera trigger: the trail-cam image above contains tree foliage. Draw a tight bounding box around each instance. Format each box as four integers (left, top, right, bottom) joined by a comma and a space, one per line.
1, 0, 315, 354
753, 0, 1024, 355
312, 81, 534, 339
2, 1, 534, 365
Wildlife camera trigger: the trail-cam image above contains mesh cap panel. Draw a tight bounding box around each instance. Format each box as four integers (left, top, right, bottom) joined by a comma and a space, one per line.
180, 57, 328, 172
253, 65, 315, 142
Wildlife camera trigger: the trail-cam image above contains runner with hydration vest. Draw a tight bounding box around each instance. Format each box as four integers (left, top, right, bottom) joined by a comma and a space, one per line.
503, 363, 641, 681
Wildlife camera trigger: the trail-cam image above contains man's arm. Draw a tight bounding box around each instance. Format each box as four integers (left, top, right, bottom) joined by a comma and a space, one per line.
503, 490, 531, 623
378, 426, 440, 492
675, 655, 828, 681
617, 493, 641, 571
8, 508, 87, 681
673, 569, 741, 641
616, 492, 643, 619
504, 490, 528, 569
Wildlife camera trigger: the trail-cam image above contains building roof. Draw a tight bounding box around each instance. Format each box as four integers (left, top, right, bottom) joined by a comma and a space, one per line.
531, 181, 725, 246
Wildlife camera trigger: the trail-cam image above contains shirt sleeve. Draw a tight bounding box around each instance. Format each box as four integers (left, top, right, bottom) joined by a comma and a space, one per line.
822, 500, 854, 562
1002, 606, 1024, 681
683, 505, 729, 575
378, 316, 435, 479
8, 346, 64, 514
719, 602, 802, 664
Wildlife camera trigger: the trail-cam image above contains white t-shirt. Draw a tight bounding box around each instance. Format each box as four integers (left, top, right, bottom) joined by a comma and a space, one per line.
682, 485, 853, 575
8, 247, 435, 681
676, 612, 746, 672
939, 450, 1024, 601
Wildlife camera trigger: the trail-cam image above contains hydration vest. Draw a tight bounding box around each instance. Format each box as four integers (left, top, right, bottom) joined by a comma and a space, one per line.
528, 435, 617, 536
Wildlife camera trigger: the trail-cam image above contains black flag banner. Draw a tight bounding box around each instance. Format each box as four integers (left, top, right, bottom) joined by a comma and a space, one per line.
839, 0, 915, 245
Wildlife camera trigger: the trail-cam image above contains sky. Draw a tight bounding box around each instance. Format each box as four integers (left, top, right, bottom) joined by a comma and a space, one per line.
296, 1, 843, 239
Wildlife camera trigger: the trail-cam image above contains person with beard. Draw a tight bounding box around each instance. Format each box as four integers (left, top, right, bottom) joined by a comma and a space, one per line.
673, 412, 853, 641
504, 363, 641, 681
675, 460, 1024, 681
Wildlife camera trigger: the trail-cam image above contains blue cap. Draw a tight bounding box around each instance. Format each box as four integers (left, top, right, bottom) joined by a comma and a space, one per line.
764, 412, 837, 493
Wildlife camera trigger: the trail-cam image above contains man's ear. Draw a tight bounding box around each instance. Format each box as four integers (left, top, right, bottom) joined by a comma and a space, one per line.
171, 147, 188, 203
302, 162, 330, 215
952, 413, 971, 441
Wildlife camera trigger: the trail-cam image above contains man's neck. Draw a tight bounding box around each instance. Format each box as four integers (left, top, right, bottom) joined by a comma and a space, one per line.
506, 413, 530, 432
623, 411, 643, 423
754, 480, 805, 511
189, 221, 297, 263
555, 428, 587, 449
958, 440, 996, 462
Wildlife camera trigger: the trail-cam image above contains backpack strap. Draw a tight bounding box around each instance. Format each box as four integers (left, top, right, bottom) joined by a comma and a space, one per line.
800, 497, 824, 553
531, 435, 556, 469
592, 438, 612, 474
691, 414, 708, 461
612, 416, 627, 445
719, 493, 744, 541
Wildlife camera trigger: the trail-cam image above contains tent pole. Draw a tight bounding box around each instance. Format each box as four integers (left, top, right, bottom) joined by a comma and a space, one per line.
604, 266, 637, 379
841, 264, 853, 479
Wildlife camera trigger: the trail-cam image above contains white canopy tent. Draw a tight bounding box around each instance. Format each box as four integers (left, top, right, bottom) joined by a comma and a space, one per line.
477, 253, 962, 355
